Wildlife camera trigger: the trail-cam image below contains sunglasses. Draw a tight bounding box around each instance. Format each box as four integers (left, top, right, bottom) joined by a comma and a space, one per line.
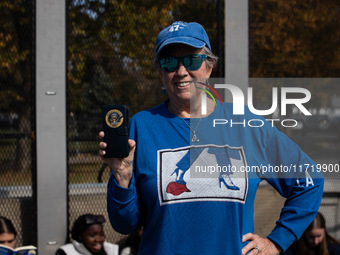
85, 214, 106, 225
158, 54, 208, 72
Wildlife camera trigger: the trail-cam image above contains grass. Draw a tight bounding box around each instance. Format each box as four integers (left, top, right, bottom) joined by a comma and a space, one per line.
0, 171, 32, 186
68, 160, 111, 184
0, 136, 111, 186
0, 159, 111, 186
0, 161, 110, 186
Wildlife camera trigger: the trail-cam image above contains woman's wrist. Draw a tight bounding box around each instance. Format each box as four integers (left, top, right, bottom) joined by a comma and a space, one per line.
114, 172, 132, 188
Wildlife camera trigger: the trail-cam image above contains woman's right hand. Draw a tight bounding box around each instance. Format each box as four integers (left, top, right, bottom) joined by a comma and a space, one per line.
98, 131, 136, 188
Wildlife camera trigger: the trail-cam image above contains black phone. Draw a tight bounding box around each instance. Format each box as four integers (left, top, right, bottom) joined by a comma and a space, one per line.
102, 104, 129, 158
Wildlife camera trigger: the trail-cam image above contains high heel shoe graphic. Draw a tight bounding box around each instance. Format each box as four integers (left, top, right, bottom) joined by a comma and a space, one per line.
219, 173, 240, 191
171, 167, 186, 184
167, 167, 191, 196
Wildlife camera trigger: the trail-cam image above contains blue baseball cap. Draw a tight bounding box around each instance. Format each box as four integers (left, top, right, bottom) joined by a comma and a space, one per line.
156, 21, 211, 57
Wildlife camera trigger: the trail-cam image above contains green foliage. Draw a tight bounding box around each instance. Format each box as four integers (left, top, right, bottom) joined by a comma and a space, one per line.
250, 0, 340, 78
67, 0, 222, 126
0, 0, 33, 112
249, 0, 340, 109
67, 0, 178, 113
67, 0, 180, 138
1, 0, 339, 141
0, 0, 33, 172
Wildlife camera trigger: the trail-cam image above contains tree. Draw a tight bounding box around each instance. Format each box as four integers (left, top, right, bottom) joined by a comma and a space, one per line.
0, 0, 33, 172
67, 0, 182, 139
67, 0, 223, 131
249, 0, 340, 109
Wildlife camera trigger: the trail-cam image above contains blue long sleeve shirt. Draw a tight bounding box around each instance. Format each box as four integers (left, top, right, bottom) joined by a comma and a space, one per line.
107, 102, 324, 255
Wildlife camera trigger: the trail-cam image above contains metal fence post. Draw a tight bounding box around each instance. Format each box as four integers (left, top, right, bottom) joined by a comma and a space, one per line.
225, 0, 249, 99
36, 0, 67, 254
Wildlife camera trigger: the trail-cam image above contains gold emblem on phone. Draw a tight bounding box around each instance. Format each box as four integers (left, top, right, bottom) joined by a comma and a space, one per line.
105, 109, 124, 128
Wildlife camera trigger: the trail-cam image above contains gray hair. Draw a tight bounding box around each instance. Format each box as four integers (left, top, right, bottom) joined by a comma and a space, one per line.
201, 46, 218, 69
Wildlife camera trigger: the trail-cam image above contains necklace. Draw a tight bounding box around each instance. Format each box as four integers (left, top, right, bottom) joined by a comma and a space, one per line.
179, 116, 202, 142
167, 102, 202, 142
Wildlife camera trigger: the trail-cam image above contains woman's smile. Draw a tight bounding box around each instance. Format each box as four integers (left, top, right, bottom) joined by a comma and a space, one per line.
175, 81, 191, 88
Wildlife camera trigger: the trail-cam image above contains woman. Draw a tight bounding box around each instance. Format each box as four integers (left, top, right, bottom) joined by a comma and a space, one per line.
285, 212, 340, 255
99, 21, 324, 254
56, 214, 118, 255
0, 216, 17, 248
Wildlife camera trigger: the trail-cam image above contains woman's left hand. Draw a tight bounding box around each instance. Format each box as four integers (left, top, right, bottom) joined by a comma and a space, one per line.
242, 233, 281, 255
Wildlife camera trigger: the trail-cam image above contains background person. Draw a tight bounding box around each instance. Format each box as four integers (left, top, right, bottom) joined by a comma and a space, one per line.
99, 21, 324, 254
0, 216, 17, 248
285, 212, 340, 255
55, 214, 119, 255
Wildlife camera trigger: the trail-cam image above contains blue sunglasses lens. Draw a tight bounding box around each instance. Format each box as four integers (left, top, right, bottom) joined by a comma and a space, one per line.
159, 54, 207, 72
159, 57, 179, 72
183, 55, 205, 71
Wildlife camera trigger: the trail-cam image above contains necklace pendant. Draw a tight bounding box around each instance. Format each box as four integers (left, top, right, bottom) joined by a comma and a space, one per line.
191, 132, 199, 142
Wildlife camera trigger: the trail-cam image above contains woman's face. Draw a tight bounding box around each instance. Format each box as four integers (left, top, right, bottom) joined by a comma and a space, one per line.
0, 233, 16, 248
305, 228, 325, 248
80, 224, 105, 254
158, 44, 213, 107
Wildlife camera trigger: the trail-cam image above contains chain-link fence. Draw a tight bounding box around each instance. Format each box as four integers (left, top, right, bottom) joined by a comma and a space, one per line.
0, 0, 36, 247
65, 0, 225, 244
249, 0, 340, 240
0, 0, 339, 250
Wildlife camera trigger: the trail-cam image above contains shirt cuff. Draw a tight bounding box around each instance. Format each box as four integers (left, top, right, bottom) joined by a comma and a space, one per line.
267, 225, 296, 252
107, 172, 135, 204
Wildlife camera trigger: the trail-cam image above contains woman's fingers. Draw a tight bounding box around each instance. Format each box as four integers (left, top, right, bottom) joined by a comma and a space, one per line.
242, 233, 259, 255
98, 132, 135, 188
242, 233, 281, 255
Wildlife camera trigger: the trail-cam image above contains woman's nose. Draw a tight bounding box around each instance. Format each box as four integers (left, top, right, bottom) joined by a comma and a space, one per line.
176, 61, 188, 76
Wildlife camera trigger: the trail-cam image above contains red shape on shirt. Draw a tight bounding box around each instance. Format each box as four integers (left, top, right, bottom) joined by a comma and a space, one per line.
166, 182, 191, 196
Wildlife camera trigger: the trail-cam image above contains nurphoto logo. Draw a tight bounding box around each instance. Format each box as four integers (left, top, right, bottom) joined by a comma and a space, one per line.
198, 81, 312, 128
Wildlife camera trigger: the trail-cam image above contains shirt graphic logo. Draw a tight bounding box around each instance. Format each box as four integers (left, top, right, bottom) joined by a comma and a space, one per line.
157, 145, 248, 205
